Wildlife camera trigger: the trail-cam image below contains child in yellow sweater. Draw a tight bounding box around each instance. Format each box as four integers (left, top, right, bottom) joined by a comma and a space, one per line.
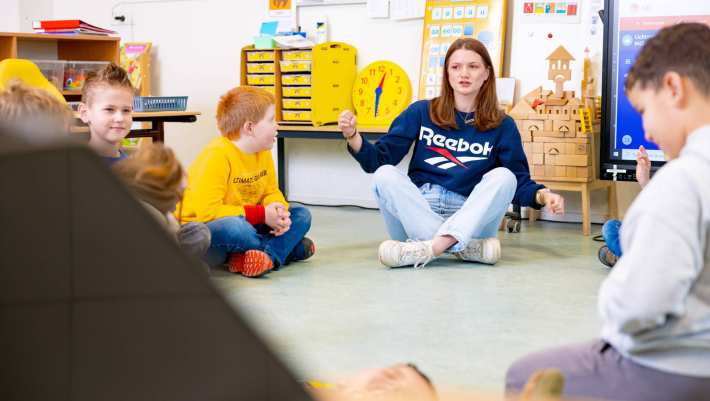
178, 86, 314, 277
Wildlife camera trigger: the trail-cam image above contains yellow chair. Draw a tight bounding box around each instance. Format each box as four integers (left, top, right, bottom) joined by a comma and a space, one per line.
0, 58, 67, 103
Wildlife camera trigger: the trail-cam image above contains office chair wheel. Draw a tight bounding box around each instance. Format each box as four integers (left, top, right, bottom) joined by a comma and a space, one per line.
506, 218, 521, 233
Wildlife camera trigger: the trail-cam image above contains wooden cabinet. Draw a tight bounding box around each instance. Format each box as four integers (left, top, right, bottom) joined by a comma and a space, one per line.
0, 32, 120, 100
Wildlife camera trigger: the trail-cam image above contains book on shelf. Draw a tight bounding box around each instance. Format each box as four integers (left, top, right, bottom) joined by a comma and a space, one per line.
33, 28, 117, 35
32, 20, 117, 34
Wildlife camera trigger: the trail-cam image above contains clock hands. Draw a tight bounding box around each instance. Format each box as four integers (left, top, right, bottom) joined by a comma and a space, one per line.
374, 73, 386, 117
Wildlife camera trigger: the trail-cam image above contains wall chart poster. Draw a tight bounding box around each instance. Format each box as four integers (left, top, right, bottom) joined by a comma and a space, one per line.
520, 1, 582, 24
418, 0, 508, 99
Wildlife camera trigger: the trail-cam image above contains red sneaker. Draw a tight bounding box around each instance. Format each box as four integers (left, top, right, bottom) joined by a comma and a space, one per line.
227, 250, 274, 277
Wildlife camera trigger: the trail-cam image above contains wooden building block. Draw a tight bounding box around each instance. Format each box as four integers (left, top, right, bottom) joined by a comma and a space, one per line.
555, 166, 567, 177
577, 166, 591, 178
546, 154, 589, 167
523, 120, 543, 134
540, 130, 565, 138
544, 119, 554, 131
544, 142, 564, 155
515, 120, 525, 132
545, 165, 556, 177
521, 130, 532, 142
532, 142, 544, 153
523, 142, 533, 155
534, 165, 545, 176
566, 166, 577, 178
545, 98, 567, 106
533, 153, 544, 165
553, 112, 572, 121
575, 143, 588, 154
532, 136, 589, 144
553, 119, 577, 137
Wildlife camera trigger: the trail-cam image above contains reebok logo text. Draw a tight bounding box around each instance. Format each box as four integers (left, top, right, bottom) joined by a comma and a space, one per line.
419, 126, 493, 156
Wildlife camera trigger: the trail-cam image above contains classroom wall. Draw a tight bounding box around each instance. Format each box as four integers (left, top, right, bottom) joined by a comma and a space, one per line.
18, 0, 53, 31
1, 0, 21, 32
8, 0, 637, 221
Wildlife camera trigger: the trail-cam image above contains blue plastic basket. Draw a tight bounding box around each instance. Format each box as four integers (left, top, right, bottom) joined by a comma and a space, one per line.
133, 96, 188, 112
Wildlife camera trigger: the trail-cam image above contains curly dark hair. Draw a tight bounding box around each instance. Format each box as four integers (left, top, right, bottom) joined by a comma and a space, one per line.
625, 22, 710, 96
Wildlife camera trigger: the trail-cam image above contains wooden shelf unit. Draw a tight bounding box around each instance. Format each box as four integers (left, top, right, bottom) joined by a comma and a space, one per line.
0, 32, 120, 101
0, 32, 120, 62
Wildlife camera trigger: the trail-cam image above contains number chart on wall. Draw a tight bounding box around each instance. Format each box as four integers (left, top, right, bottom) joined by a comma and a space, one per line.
418, 0, 508, 100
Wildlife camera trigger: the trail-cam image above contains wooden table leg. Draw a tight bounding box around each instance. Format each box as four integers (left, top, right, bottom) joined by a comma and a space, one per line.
581, 183, 591, 236
154, 120, 165, 142
608, 182, 618, 220
277, 136, 286, 196
529, 207, 538, 222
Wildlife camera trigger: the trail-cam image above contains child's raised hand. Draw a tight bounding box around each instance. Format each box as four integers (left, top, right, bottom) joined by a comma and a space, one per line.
636, 145, 651, 188
338, 110, 358, 139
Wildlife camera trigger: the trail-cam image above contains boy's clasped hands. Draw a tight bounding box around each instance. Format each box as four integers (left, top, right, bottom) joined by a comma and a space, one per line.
266, 202, 291, 236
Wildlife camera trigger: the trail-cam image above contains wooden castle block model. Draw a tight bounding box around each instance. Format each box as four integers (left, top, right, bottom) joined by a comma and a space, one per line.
509, 46, 600, 182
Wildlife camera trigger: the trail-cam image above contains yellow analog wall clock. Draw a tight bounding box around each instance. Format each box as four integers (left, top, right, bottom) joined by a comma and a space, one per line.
352, 60, 412, 126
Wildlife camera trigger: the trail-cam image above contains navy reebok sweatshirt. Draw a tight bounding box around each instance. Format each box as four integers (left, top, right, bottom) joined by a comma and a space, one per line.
349, 100, 545, 208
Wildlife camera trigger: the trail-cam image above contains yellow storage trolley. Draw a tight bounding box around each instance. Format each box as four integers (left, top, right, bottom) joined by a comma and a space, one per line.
311, 42, 357, 126
241, 46, 278, 100
246, 63, 275, 73
282, 98, 312, 109
282, 110, 312, 122
282, 87, 311, 97
282, 50, 312, 61
241, 44, 356, 125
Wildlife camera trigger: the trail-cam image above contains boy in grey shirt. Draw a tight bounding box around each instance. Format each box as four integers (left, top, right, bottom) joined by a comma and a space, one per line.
506, 22, 710, 401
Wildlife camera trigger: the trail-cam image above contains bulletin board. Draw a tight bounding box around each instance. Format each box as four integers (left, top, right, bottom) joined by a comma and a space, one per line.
418, 0, 508, 99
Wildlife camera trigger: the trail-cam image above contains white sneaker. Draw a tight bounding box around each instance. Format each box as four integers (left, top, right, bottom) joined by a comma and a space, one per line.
454, 237, 501, 265
378, 240, 435, 268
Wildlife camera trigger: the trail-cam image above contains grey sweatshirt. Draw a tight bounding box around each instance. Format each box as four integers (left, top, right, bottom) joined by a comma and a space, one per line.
599, 126, 710, 377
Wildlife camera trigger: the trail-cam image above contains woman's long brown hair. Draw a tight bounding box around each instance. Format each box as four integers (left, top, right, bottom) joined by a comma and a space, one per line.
429, 38, 503, 132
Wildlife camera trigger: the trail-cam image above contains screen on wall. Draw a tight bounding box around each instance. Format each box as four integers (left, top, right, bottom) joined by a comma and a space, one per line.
600, 0, 710, 181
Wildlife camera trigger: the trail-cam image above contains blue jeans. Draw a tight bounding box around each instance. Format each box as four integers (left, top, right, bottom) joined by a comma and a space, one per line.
602, 219, 622, 257
205, 206, 312, 268
371, 165, 517, 252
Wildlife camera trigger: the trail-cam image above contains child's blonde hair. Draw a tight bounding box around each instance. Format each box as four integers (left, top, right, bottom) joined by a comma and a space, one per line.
0, 80, 74, 130
81, 62, 134, 104
216, 86, 275, 140
112, 142, 184, 214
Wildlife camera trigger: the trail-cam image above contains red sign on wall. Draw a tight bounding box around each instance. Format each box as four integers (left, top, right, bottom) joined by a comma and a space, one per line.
567, 3, 578, 16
